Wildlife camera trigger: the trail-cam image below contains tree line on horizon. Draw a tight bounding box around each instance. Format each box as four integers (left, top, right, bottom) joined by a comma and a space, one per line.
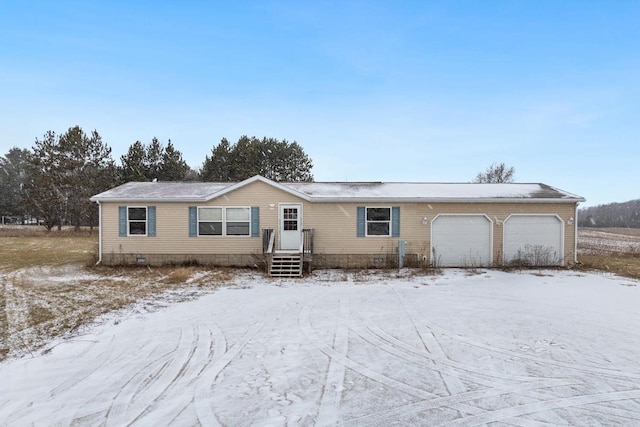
0, 126, 314, 230
578, 199, 640, 228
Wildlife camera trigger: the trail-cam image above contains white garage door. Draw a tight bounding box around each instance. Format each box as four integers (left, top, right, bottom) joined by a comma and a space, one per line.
431, 215, 492, 267
504, 215, 563, 266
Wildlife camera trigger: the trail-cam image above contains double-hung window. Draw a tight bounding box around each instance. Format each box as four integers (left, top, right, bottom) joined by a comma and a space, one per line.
128, 207, 147, 235
366, 207, 391, 236
196, 206, 251, 236
198, 207, 223, 236
226, 207, 251, 236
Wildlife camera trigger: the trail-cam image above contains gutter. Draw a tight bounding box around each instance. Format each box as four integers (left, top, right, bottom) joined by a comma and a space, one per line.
575, 202, 580, 264
90, 196, 587, 204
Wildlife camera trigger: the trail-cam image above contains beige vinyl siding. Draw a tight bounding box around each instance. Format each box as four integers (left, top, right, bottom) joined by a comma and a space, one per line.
101, 180, 578, 266
302, 201, 576, 265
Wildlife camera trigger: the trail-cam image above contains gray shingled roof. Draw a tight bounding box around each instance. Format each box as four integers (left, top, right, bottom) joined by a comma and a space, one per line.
91, 176, 585, 203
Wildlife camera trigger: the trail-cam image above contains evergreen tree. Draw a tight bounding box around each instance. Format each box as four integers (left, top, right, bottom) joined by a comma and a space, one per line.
120, 141, 148, 183
0, 147, 30, 221
120, 138, 190, 182
24, 131, 66, 230
23, 127, 116, 230
200, 138, 232, 181
201, 136, 313, 182
145, 137, 164, 180
57, 126, 115, 229
160, 140, 190, 181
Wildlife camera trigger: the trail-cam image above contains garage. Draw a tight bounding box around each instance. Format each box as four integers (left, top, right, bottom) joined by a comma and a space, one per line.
503, 215, 563, 266
431, 215, 492, 267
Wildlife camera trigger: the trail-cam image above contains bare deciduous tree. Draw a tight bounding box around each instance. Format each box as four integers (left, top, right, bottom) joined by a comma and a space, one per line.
474, 162, 515, 183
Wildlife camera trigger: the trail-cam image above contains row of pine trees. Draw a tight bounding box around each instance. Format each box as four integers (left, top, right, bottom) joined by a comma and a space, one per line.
0, 126, 313, 230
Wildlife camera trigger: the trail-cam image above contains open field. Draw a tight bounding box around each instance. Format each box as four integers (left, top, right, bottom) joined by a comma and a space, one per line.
577, 228, 640, 280
0, 226, 98, 271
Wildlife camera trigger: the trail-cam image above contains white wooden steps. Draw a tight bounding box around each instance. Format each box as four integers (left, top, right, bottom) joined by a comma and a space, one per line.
270, 253, 303, 277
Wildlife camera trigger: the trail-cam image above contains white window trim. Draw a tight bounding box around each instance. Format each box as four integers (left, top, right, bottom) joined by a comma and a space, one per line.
127, 206, 148, 237
196, 206, 252, 237
365, 206, 392, 237
225, 206, 251, 237
197, 206, 223, 237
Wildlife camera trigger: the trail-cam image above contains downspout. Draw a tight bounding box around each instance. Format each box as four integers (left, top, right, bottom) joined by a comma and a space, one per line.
96, 201, 103, 265
574, 202, 580, 264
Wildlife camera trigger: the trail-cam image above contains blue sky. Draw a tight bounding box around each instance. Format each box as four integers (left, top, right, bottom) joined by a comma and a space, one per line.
1, 1, 638, 207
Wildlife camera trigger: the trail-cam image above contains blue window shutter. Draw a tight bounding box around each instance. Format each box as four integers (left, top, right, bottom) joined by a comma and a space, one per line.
392, 206, 400, 237
119, 206, 127, 237
251, 206, 260, 237
357, 206, 365, 237
147, 206, 156, 237
189, 206, 197, 237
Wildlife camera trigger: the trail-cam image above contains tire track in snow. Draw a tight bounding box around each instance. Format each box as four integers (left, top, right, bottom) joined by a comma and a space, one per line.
300, 292, 538, 424
439, 389, 640, 427
50, 333, 166, 426
392, 288, 467, 399
299, 298, 438, 402
335, 292, 576, 427
360, 315, 555, 385
590, 401, 640, 421
54, 318, 225, 427
428, 322, 640, 381
124, 321, 213, 425
193, 320, 266, 427
105, 327, 192, 426
382, 289, 640, 426
338, 378, 579, 427
6, 334, 149, 425
49, 335, 119, 397
316, 294, 350, 426
133, 319, 226, 425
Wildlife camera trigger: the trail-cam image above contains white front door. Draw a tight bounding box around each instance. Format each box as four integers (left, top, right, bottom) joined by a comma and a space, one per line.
280, 204, 302, 250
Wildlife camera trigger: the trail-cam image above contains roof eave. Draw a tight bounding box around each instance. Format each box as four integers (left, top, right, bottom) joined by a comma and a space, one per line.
90, 197, 207, 203
91, 196, 586, 204
307, 197, 586, 203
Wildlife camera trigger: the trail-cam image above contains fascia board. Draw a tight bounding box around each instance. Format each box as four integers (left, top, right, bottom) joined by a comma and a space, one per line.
90, 197, 208, 203
306, 197, 586, 203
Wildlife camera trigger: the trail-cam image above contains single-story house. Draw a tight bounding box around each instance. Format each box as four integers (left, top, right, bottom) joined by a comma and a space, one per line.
90, 175, 585, 276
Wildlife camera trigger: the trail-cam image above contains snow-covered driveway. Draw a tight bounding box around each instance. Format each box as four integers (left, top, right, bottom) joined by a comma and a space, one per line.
2, 270, 640, 426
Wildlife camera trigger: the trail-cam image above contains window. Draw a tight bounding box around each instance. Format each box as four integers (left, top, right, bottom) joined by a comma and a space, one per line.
366, 207, 391, 236
226, 207, 251, 236
128, 207, 147, 235
196, 206, 251, 236
283, 208, 298, 231
198, 207, 222, 236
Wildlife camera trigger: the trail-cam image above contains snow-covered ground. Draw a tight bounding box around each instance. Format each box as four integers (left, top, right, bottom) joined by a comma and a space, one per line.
1, 269, 640, 426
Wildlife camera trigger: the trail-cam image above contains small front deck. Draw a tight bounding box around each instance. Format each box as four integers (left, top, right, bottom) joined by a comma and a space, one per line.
263, 228, 313, 277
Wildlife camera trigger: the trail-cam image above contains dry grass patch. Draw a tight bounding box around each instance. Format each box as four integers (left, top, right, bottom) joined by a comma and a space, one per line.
1, 265, 234, 361
577, 253, 640, 280
0, 228, 97, 271
578, 227, 640, 280
0, 229, 241, 360
0, 227, 240, 360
